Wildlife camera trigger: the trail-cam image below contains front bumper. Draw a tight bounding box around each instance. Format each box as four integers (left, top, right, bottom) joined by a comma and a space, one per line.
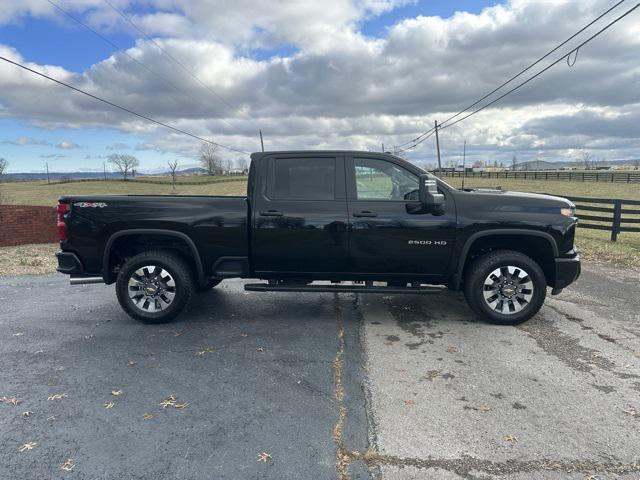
56, 251, 83, 275
553, 254, 581, 289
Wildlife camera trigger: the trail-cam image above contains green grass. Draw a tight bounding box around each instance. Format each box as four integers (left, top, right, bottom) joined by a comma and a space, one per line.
0, 178, 248, 206
2, 175, 638, 271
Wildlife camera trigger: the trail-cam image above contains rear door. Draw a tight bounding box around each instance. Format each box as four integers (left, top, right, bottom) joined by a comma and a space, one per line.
252, 154, 349, 275
346, 155, 456, 277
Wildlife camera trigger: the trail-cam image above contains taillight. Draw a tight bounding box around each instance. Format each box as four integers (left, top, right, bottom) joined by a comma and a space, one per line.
57, 202, 70, 241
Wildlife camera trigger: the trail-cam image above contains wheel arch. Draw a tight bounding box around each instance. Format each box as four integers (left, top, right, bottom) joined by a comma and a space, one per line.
454, 230, 558, 290
103, 229, 205, 285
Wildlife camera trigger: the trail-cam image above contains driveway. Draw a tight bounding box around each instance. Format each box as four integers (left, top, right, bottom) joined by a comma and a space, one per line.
1, 263, 639, 479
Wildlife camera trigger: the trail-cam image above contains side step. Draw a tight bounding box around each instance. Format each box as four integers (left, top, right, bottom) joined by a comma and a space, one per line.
243, 283, 444, 295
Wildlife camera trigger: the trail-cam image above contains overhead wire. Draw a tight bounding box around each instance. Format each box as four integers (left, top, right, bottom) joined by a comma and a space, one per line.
0, 55, 249, 154
394, 0, 631, 150
45, 0, 237, 130
439, 2, 640, 131
100, 0, 260, 131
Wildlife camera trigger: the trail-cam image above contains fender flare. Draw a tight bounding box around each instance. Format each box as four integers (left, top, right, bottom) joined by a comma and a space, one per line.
102, 229, 205, 284
453, 229, 559, 289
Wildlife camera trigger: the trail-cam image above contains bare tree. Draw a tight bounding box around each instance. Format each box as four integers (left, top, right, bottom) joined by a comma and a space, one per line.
108, 154, 140, 180
167, 159, 179, 191
200, 143, 222, 175
237, 157, 248, 173
633, 158, 640, 170
0, 158, 8, 203
582, 151, 593, 170
511, 155, 518, 171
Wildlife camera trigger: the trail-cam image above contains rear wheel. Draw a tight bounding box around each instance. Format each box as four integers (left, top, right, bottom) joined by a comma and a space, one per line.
463, 250, 546, 325
116, 250, 194, 323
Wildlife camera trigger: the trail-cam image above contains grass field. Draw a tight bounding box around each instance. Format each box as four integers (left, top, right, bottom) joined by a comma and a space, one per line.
1, 175, 638, 271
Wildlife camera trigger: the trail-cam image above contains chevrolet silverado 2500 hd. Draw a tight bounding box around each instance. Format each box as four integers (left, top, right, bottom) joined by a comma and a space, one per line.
55, 151, 580, 325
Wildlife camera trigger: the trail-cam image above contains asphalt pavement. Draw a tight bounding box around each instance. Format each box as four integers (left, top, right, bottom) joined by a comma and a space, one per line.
1, 263, 639, 480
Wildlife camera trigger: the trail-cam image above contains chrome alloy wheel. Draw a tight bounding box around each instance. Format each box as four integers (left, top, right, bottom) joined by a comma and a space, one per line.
482, 265, 534, 315
127, 265, 176, 312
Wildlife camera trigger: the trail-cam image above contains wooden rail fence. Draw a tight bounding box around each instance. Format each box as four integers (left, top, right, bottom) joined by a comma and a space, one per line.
563, 196, 640, 242
438, 170, 640, 183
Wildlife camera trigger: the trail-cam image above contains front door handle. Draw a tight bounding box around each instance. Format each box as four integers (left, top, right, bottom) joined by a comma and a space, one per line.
353, 211, 377, 218
259, 210, 283, 217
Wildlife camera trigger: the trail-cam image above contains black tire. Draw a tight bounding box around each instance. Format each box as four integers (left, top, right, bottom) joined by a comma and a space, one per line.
463, 250, 546, 326
116, 250, 194, 324
195, 278, 222, 293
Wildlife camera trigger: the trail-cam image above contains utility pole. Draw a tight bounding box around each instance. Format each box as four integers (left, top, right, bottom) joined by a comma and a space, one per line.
462, 140, 467, 191
259, 130, 264, 152
434, 120, 442, 173
46, 162, 50, 184
381, 143, 385, 153
103, 162, 107, 181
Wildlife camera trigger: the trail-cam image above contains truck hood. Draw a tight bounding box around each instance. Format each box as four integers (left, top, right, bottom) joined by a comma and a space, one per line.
462, 188, 574, 208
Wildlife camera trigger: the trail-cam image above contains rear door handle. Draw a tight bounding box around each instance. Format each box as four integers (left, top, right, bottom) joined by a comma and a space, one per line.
353, 211, 377, 218
259, 210, 283, 217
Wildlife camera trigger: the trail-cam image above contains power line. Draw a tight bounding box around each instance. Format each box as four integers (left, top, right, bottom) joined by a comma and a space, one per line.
101, 0, 259, 129
0, 55, 249, 154
396, 0, 631, 150
441, 2, 640, 131
438, 0, 627, 129
45, 0, 236, 131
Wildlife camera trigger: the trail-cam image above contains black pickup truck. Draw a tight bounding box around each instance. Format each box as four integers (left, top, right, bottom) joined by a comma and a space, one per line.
56, 151, 580, 325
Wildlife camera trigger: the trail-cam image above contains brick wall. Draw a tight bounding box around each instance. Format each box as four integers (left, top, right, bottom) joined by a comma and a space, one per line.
0, 205, 58, 247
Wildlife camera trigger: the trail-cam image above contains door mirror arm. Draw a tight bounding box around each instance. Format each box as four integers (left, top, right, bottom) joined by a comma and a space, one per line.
418, 174, 445, 212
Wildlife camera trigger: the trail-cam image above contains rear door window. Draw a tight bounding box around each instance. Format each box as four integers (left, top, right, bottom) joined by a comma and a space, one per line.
271, 157, 336, 200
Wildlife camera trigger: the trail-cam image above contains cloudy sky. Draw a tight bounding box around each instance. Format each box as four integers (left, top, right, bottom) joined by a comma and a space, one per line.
0, 0, 638, 172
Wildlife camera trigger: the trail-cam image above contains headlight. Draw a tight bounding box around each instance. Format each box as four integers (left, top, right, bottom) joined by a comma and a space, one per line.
560, 207, 575, 217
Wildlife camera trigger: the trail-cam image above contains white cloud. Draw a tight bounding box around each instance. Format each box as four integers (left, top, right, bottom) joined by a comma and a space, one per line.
0, 0, 638, 166
56, 141, 81, 149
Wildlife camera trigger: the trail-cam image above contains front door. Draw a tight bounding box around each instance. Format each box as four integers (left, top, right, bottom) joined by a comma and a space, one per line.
252, 154, 349, 275
346, 156, 456, 277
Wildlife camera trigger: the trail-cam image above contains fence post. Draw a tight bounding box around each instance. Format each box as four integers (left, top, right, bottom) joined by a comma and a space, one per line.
611, 200, 622, 242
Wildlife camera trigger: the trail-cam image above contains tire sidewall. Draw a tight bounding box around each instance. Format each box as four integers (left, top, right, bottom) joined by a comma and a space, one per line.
466, 251, 546, 325
116, 252, 192, 323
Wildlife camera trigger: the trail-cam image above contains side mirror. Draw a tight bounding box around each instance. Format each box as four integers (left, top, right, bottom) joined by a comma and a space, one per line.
419, 174, 445, 207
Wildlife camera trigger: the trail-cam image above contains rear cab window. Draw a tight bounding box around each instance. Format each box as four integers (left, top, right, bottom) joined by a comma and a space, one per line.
268, 157, 337, 201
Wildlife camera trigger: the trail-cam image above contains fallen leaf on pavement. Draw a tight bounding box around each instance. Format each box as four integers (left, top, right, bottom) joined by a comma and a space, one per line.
256, 347, 265, 352
195, 347, 214, 356
60, 458, 75, 471
111, 390, 123, 396
504, 435, 518, 444
478, 404, 491, 412
143, 412, 158, 420
621, 405, 637, 417
446, 345, 458, 353
13, 332, 24, 336
1, 396, 21, 406
22, 411, 33, 418
128, 361, 137, 367
18, 442, 37, 452
48, 393, 67, 401
160, 395, 177, 408
47, 415, 56, 421
240, 333, 249, 337
257, 452, 272, 463
404, 400, 416, 406
174, 402, 190, 409
104, 402, 115, 409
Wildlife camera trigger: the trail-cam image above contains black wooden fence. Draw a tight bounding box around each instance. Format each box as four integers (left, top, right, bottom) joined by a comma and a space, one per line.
562, 196, 640, 241
439, 170, 640, 183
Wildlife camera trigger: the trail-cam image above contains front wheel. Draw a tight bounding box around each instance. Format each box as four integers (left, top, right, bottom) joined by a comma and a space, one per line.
463, 250, 546, 326
116, 250, 194, 323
